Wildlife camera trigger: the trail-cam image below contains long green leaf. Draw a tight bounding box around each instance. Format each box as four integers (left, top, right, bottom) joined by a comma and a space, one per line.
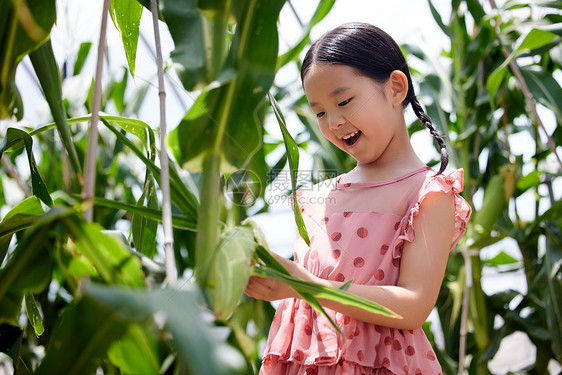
521, 67, 562, 124
253, 248, 397, 318
0, 196, 44, 263
267, 92, 310, 245
85, 282, 249, 375
167, 0, 285, 173
62, 216, 145, 287
26, 115, 200, 220
503, 0, 562, 10
108, 324, 161, 374
252, 245, 397, 336
487, 28, 557, 103
0, 128, 52, 206
0, 0, 56, 120
73, 42, 92, 76
93, 196, 196, 230
159, 0, 207, 91
29, 40, 83, 182
35, 296, 130, 375
100, 118, 199, 219
277, 0, 336, 69
0, 205, 67, 323
110, 0, 143, 78
428, 0, 454, 38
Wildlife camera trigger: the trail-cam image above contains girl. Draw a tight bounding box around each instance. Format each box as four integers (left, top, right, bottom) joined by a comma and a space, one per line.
245, 22, 471, 375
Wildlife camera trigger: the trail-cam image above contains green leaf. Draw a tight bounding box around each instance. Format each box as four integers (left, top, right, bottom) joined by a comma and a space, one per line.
521, 67, 562, 124
98, 117, 199, 218
62, 216, 145, 287
267, 92, 310, 245
110, 0, 143, 77
36, 296, 130, 375
24, 293, 44, 337
85, 282, 249, 375
516, 170, 541, 196
1, 196, 44, 221
0, 128, 52, 206
132, 173, 159, 257
483, 251, 520, 267
167, 0, 285, 173
30, 115, 199, 219
252, 245, 397, 336
108, 324, 161, 374
73, 41, 92, 76
159, 0, 207, 91
209, 225, 255, 320
0, 206, 63, 323
29, 40, 83, 182
428, 0, 453, 38
93, 196, 196, 231
0, 0, 56, 120
251, 263, 397, 319
487, 29, 557, 103
0, 196, 45, 263
518, 28, 558, 52
110, 67, 129, 114
277, 0, 336, 68
503, 0, 562, 10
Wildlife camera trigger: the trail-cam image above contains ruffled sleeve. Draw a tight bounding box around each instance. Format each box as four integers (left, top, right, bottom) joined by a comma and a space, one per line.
396, 169, 471, 255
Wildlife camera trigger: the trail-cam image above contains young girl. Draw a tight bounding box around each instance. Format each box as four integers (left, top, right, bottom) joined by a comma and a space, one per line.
245, 22, 471, 375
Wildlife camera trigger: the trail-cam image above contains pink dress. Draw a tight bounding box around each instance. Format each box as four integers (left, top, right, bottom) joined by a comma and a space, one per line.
260, 167, 471, 375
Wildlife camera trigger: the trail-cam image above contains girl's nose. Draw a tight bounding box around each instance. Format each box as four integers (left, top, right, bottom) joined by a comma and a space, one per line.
328, 113, 344, 130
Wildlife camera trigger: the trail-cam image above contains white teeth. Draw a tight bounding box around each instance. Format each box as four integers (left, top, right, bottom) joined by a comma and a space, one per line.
342, 131, 359, 140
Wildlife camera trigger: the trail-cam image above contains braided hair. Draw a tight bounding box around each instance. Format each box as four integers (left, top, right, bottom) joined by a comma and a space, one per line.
301, 22, 448, 174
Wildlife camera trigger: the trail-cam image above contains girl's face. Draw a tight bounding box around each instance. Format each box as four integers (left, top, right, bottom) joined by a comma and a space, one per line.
303, 64, 404, 166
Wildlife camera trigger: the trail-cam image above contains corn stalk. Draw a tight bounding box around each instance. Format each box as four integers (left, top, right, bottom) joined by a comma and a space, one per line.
149, 0, 176, 285
82, 0, 111, 222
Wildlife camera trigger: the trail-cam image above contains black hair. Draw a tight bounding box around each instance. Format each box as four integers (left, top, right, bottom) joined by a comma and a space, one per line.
301, 22, 448, 174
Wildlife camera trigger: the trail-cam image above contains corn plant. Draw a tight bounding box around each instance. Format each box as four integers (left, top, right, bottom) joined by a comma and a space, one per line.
0, 0, 396, 373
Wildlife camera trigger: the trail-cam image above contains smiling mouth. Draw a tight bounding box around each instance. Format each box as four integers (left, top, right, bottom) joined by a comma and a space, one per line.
342, 131, 361, 146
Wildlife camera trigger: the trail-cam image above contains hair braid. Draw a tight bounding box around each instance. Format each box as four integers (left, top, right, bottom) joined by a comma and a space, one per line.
409, 94, 448, 174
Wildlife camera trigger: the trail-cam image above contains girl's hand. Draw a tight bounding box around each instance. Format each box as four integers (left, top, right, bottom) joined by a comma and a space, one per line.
245, 253, 319, 301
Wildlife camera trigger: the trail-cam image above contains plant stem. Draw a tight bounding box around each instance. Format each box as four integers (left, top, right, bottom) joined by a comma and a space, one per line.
82, 0, 110, 222
458, 249, 471, 375
195, 153, 221, 288
150, 0, 177, 285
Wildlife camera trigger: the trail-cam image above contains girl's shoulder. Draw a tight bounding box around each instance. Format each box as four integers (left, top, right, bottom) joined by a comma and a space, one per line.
402, 168, 472, 249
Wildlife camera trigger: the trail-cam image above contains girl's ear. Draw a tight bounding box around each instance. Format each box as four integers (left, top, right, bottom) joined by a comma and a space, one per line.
388, 70, 409, 107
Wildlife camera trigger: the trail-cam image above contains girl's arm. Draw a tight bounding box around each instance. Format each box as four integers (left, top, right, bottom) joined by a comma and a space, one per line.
245, 191, 455, 330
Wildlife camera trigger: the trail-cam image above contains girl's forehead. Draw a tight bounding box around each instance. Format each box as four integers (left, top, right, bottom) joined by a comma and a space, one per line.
303, 64, 375, 99
304, 65, 360, 90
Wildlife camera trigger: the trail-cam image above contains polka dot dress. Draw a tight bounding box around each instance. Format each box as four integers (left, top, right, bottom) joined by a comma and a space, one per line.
260, 168, 471, 375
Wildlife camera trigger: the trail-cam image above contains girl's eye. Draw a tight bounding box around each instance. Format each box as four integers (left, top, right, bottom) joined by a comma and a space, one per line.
316, 112, 325, 119
338, 98, 352, 107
